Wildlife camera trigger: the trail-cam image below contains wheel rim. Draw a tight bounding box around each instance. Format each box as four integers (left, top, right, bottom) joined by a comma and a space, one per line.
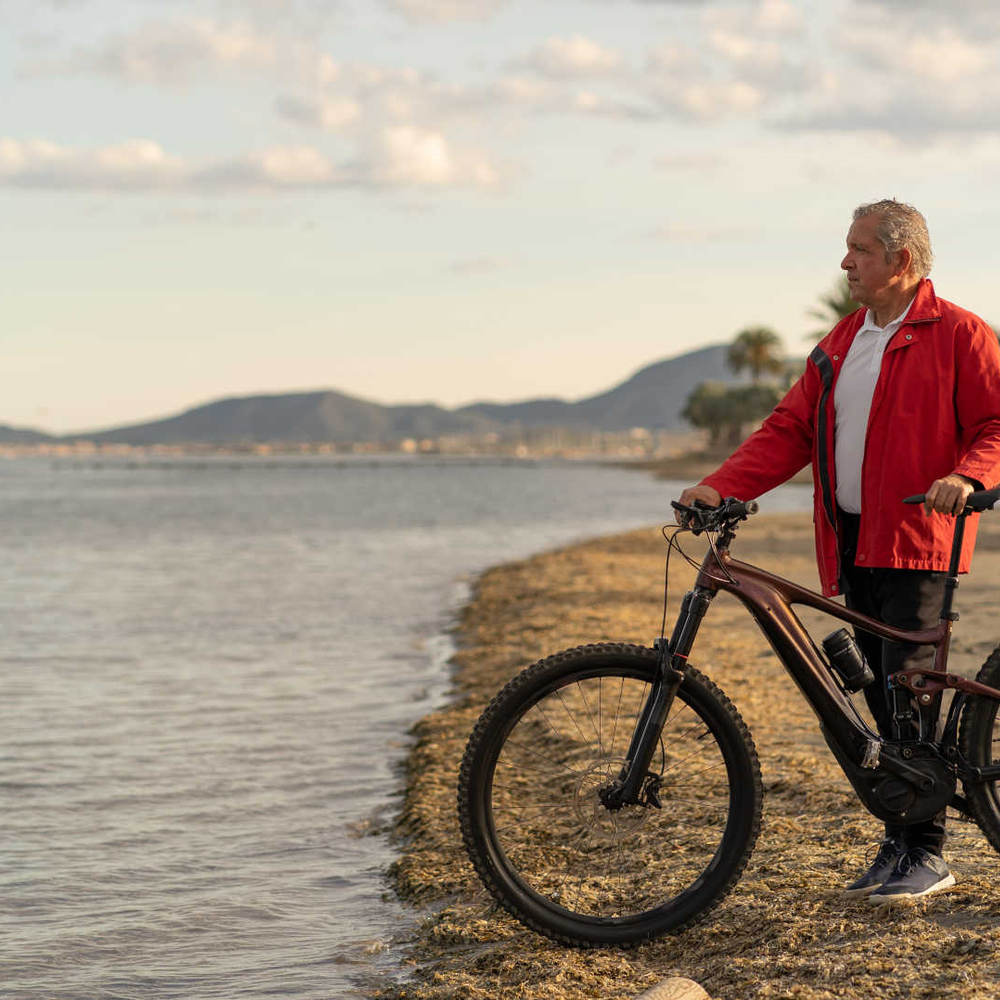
484, 666, 736, 924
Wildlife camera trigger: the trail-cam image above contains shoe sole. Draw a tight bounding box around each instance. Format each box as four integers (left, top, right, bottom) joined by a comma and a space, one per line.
843, 884, 881, 898
868, 873, 956, 905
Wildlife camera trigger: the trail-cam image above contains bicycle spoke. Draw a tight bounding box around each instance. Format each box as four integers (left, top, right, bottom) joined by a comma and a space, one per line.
461, 651, 760, 937
666, 758, 728, 782
553, 685, 601, 751
572, 678, 604, 755
659, 715, 710, 756
607, 676, 632, 758
598, 676, 603, 758
499, 737, 587, 776
529, 700, 573, 751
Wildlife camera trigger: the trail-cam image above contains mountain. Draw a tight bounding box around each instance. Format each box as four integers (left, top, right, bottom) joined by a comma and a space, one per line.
0, 424, 59, 444
81, 389, 497, 446
53, 342, 748, 445
459, 344, 738, 431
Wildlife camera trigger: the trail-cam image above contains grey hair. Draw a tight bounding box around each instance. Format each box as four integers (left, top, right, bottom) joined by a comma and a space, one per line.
853, 199, 933, 279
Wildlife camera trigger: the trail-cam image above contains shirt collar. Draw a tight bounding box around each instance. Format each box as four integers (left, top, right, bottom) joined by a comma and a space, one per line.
858, 295, 916, 337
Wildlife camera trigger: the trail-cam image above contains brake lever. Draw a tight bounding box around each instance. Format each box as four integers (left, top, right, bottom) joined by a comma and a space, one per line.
670, 499, 712, 535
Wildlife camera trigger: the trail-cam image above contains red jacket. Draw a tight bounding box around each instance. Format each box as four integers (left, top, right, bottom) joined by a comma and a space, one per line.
702, 279, 1000, 596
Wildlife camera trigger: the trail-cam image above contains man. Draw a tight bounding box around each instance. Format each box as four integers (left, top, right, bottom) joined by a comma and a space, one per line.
677, 199, 1000, 903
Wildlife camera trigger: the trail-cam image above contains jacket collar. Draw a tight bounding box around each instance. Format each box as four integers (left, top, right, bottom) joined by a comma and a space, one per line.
882, 278, 939, 354
899, 277, 940, 326
820, 277, 941, 357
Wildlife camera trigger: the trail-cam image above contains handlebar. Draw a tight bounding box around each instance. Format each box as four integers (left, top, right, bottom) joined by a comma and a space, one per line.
674, 485, 1000, 537
671, 496, 759, 534
904, 485, 1000, 512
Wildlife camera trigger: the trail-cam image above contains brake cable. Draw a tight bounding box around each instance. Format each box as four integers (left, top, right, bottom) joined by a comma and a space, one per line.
658, 513, 739, 646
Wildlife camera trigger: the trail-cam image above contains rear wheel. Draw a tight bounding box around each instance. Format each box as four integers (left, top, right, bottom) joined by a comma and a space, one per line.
458, 643, 762, 946
958, 645, 1000, 851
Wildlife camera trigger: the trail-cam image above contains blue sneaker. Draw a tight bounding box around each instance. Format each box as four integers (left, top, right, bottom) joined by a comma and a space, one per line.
868, 848, 955, 904
844, 837, 903, 897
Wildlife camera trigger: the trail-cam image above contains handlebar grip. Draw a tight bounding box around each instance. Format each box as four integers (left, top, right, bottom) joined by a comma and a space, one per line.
904, 487, 1000, 511
671, 497, 758, 533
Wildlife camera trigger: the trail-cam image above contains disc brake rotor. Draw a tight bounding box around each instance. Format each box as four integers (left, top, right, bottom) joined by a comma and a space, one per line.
574, 757, 649, 842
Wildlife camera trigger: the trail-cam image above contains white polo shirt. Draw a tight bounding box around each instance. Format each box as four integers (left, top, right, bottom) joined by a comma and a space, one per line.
833, 298, 915, 514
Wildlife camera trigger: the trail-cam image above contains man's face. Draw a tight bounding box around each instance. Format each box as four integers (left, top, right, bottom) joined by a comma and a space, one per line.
840, 213, 901, 308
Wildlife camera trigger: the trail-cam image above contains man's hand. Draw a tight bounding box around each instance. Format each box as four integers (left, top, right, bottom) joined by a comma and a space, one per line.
675, 484, 722, 524
923, 473, 976, 516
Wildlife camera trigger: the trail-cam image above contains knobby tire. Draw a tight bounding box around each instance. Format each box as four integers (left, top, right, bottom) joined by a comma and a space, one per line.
959, 644, 1000, 853
457, 643, 763, 947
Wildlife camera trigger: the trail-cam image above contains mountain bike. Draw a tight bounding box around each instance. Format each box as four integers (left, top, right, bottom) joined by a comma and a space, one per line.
457, 488, 1000, 947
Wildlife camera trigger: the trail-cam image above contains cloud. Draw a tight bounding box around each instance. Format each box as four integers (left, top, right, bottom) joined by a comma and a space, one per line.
215, 0, 342, 29
744, 0, 804, 33
65, 18, 275, 85
523, 35, 626, 79
383, 0, 507, 23
772, 6, 1000, 136
274, 94, 362, 128
20, 0, 1000, 193
22, 0, 344, 29
273, 59, 654, 137
778, 88, 1000, 137
642, 41, 769, 122
362, 125, 498, 186
845, 24, 988, 84
0, 133, 501, 191
0, 138, 187, 189
199, 145, 338, 187
21, 16, 341, 87
854, 0, 996, 9
648, 77, 762, 121
645, 41, 707, 81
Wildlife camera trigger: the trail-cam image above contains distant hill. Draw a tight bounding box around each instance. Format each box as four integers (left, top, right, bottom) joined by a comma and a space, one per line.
80, 389, 497, 446
0, 423, 59, 444
459, 344, 739, 431
33, 343, 753, 445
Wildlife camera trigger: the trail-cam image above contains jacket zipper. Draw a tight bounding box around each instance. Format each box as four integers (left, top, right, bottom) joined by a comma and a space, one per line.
809, 344, 840, 589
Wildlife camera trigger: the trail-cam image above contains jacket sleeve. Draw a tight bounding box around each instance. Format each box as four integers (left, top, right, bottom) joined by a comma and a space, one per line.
953, 317, 1000, 490
700, 363, 819, 501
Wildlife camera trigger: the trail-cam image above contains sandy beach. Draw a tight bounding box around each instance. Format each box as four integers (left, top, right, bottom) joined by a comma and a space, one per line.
382, 511, 1000, 1000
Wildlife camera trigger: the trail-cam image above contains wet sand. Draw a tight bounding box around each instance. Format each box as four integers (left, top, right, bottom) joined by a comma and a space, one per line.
382, 512, 1000, 1000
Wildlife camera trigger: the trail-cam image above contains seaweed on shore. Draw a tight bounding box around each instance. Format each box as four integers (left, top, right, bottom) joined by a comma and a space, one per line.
377, 514, 1000, 1000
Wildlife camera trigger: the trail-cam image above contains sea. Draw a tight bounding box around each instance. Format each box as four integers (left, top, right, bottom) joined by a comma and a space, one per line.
0, 454, 811, 998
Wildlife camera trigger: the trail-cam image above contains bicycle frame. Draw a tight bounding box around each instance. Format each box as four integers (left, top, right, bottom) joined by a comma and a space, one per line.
620, 508, 1000, 827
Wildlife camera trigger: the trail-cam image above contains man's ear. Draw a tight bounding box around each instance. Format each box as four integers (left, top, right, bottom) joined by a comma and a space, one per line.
893, 246, 912, 277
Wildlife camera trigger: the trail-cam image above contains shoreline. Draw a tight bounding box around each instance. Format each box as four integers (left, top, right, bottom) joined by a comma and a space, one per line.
381, 513, 1000, 1000
619, 454, 813, 485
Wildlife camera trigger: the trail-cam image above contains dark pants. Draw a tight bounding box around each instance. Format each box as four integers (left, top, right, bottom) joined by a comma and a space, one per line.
839, 510, 947, 854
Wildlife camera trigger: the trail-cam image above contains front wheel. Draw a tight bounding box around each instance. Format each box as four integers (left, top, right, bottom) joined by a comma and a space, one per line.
958, 645, 1000, 851
457, 643, 763, 947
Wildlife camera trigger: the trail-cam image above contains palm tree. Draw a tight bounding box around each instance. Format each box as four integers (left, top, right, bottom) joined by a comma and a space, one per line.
723, 384, 782, 445
682, 381, 729, 447
682, 381, 782, 447
807, 275, 857, 341
727, 327, 785, 384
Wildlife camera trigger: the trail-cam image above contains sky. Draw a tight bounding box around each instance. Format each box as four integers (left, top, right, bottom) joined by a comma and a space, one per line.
5, 0, 1000, 433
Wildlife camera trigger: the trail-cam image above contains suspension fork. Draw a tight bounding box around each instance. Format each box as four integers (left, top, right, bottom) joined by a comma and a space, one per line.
602, 586, 716, 808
